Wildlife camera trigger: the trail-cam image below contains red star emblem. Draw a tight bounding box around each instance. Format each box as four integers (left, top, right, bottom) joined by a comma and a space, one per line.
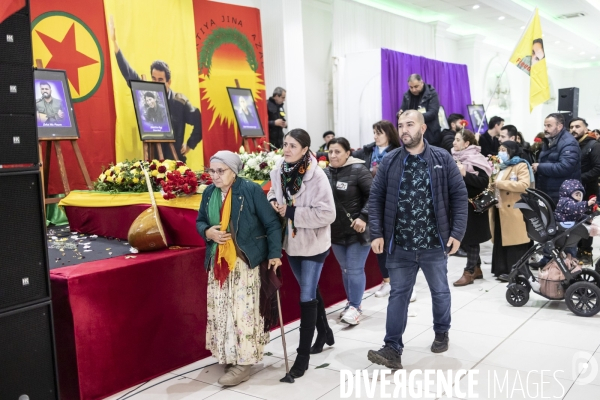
36, 23, 98, 94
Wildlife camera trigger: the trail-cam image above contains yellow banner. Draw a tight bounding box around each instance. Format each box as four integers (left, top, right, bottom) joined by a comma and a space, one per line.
103, 0, 204, 170
509, 8, 550, 112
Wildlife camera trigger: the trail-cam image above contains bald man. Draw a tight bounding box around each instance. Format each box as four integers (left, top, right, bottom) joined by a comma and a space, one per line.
367, 110, 468, 369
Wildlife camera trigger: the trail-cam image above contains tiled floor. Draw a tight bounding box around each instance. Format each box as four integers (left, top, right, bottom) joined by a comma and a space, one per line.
104, 242, 600, 399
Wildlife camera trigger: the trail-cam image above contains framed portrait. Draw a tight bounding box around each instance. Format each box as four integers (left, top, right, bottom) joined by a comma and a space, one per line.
467, 104, 488, 134
34, 69, 79, 139
227, 87, 265, 138
438, 106, 449, 130
130, 80, 174, 141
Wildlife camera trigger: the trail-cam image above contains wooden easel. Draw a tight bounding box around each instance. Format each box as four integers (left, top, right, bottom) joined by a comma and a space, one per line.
35, 60, 93, 204
143, 140, 179, 161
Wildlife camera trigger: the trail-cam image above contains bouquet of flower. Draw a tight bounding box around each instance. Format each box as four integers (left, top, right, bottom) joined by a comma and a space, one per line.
488, 154, 502, 182
160, 161, 199, 200
195, 171, 213, 195
238, 144, 283, 181
94, 159, 185, 194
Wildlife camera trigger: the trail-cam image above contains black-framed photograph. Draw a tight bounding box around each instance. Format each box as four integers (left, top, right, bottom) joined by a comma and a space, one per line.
130, 80, 174, 141
227, 87, 265, 138
34, 69, 79, 139
438, 105, 449, 130
467, 104, 488, 134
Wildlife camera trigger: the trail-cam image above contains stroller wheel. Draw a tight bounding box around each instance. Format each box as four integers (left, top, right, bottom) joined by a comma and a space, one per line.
576, 269, 600, 289
515, 276, 531, 291
565, 281, 600, 317
506, 284, 529, 307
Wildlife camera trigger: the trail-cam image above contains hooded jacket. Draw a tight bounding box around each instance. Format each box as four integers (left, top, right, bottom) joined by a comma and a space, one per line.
400, 83, 441, 146
579, 135, 600, 198
324, 157, 373, 246
554, 179, 591, 223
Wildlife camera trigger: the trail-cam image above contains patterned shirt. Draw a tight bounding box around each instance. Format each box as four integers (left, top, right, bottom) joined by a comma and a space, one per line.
395, 154, 441, 250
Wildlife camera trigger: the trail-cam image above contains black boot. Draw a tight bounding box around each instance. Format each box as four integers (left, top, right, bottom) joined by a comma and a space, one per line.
290, 299, 317, 378
310, 289, 335, 354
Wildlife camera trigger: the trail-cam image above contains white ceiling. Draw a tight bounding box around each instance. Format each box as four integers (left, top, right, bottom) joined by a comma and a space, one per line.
351, 0, 600, 68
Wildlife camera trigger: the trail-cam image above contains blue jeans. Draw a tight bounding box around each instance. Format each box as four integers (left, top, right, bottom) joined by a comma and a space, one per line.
287, 252, 329, 302
384, 247, 451, 354
332, 242, 371, 309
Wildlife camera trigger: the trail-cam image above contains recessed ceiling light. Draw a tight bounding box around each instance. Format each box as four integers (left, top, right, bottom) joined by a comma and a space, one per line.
569, 46, 574, 50
499, 16, 505, 20
473, 4, 480, 9
580, 51, 586, 55
555, 41, 560, 44
592, 56, 596, 59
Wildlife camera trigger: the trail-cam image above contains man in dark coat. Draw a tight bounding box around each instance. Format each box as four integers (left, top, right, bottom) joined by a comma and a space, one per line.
399, 74, 441, 146
479, 116, 504, 157
570, 117, 600, 263
532, 113, 581, 205
267, 87, 287, 149
366, 110, 467, 369
499, 124, 534, 163
439, 113, 464, 154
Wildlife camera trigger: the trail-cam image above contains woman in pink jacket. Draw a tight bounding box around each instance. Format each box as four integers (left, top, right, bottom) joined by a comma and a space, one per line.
268, 129, 336, 379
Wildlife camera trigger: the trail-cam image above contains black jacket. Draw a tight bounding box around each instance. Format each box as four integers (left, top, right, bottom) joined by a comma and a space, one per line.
352, 142, 400, 171
462, 166, 491, 245
440, 129, 456, 154
478, 131, 499, 157
115, 50, 201, 163
400, 83, 441, 146
267, 97, 285, 148
324, 159, 373, 246
369, 141, 468, 254
579, 135, 600, 198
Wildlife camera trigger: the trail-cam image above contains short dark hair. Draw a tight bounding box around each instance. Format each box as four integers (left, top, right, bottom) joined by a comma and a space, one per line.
322, 130, 335, 139
328, 137, 351, 152
570, 117, 588, 127
546, 113, 565, 127
500, 141, 521, 159
144, 91, 156, 99
458, 129, 477, 147
285, 128, 311, 149
501, 124, 518, 138
150, 60, 171, 81
447, 113, 464, 125
489, 116, 504, 130
39, 81, 51, 88
372, 120, 401, 149
407, 74, 422, 82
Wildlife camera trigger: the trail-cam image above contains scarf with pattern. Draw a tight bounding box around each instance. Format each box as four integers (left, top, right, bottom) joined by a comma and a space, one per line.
280, 152, 311, 237
207, 188, 238, 286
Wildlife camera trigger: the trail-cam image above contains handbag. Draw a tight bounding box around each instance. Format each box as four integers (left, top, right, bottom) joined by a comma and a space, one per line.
330, 179, 370, 244
469, 185, 498, 213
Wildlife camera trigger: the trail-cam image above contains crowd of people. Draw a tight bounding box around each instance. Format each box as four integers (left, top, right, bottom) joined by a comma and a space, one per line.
195, 76, 600, 386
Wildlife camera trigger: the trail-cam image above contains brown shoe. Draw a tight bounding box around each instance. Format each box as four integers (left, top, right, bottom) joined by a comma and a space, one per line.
453, 270, 475, 287
473, 265, 483, 279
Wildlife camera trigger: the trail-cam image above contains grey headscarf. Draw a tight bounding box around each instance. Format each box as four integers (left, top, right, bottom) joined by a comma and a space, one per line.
210, 151, 243, 175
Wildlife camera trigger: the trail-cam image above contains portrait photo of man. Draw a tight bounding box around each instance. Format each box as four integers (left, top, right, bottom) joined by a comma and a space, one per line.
36, 81, 65, 124
235, 96, 259, 128
143, 91, 167, 125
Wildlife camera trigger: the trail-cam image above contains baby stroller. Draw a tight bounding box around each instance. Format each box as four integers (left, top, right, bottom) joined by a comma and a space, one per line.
505, 188, 600, 317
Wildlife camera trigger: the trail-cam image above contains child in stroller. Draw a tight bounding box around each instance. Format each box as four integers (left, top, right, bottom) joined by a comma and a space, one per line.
504, 188, 600, 317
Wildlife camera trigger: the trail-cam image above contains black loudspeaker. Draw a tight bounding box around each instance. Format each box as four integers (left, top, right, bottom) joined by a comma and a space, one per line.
0, 301, 59, 400
0, 63, 35, 115
0, 171, 50, 313
558, 87, 579, 116
560, 112, 574, 128
0, 10, 33, 65
0, 114, 38, 166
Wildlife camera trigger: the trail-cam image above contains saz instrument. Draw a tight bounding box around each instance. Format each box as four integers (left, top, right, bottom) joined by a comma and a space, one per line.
127, 168, 168, 252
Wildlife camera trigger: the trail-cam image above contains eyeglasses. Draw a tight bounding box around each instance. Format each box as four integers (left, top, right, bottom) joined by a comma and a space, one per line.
205, 168, 229, 176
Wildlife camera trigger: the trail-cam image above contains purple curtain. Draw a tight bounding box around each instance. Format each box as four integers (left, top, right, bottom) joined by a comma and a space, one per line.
381, 48, 472, 127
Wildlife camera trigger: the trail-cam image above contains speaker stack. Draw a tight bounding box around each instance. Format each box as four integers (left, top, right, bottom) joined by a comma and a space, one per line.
558, 87, 579, 128
0, 2, 60, 399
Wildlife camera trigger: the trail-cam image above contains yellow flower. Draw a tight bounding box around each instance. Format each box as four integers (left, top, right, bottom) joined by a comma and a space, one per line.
157, 173, 165, 179
106, 175, 114, 182
163, 160, 177, 171
151, 170, 159, 177
133, 161, 141, 168
114, 166, 121, 174
99, 174, 106, 181
115, 176, 123, 184
132, 177, 139, 184
177, 166, 188, 174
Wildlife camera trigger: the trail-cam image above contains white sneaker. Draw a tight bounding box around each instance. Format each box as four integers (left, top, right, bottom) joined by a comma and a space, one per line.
341, 306, 361, 325
374, 282, 391, 297
339, 302, 350, 319
410, 291, 417, 302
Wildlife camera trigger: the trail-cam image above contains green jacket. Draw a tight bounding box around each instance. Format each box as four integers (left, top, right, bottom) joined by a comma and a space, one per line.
196, 178, 282, 269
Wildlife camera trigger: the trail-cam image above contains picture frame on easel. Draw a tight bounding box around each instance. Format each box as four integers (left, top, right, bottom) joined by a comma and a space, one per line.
226, 87, 265, 138
34, 69, 79, 139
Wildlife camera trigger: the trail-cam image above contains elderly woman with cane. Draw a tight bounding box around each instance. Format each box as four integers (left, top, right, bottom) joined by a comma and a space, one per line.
269, 129, 336, 378
196, 151, 283, 387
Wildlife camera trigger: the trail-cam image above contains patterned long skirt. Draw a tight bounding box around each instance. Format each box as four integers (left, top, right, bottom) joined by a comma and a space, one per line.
206, 257, 270, 365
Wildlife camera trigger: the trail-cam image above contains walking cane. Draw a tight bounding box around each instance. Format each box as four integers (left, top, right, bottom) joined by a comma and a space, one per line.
277, 289, 295, 383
